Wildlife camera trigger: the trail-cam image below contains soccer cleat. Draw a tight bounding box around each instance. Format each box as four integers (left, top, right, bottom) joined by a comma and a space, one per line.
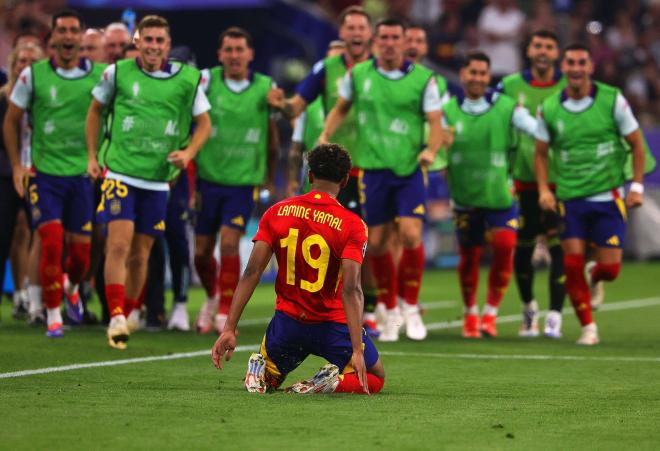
378, 307, 402, 342
46, 322, 64, 338
214, 313, 228, 335
480, 314, 498, 338
576, 323, 599, 346
374, 302, 387, 332
167, 302, 190, 331
12, 290, 29, 320
195, 296, 218, 334
244, 353, 268, 394
544, 310, 563, 339
126, 308, 143, 333
107, 315, 130, 350
63, 274, 84, 325
403, 303, 427, 341
285, 363, 340, 394
585, 261, 604, 310
462, 313, 481, 338
518, 300, 540, 337
363, 319, 380, 338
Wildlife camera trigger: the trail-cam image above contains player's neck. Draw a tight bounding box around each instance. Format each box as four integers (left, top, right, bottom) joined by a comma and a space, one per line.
55, 55, 78, 70
310, 181, 340, 198
225, 71, 248, 81
567, 80, 592, 100
379, 55, 403, 71
348, 51, 369, 66
531, 66, 555, 83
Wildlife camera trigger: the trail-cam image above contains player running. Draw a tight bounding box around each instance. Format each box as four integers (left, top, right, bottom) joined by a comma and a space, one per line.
498, 30, 567, 338
193, 27, 278, 334
320, 18, 445, 342
443, 52, 537, 338
4, 10, 106, 337
535, 43, 645, 345
212, 144, 385, 395
86, 15, 211, 349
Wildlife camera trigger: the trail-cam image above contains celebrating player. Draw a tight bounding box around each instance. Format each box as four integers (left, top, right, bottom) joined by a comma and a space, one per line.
193, 27, 278, 334
86, 15, 211, 349
535, 43, 645, 345
4, 10, 105, 337
212, 144, 385, 395
320, 18, 445, 342
443, 52, 537, 338
498, 30, 566, 338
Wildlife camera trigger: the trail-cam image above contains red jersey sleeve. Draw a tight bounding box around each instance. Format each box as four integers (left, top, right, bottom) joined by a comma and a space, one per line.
341, 217, 368, 264
253, 207, 274, 247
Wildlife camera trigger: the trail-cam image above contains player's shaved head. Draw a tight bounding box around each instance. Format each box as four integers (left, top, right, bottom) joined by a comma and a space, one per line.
308, 144, 352, 183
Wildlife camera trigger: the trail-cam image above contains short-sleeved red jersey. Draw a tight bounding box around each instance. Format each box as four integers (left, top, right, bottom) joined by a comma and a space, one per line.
253, 190, 368, 323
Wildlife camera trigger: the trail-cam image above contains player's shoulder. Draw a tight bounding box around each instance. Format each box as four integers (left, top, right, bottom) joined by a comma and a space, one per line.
594, 80, 620, 96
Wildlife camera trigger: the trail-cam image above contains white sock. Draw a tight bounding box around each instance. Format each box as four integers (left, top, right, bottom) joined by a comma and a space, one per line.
363, 312, 376, 322
483, 304, 498, 317
47, 308, 62, 326
28, 285, 42, 313
464, 305, 479, 315
524, 300, 539, 312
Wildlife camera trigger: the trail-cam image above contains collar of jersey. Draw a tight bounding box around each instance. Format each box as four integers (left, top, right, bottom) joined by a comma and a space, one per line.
522, 67, 563, 86
456, 88, 497, 106
136, 57, 173, 74
373, 58, 414, 74
560, 81, 597, 103
49, 57, 89, 71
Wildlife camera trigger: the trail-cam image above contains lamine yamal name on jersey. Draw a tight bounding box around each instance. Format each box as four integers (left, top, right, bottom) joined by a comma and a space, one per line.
276, 204, 344, 231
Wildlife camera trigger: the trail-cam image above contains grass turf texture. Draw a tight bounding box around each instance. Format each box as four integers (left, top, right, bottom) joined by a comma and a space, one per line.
1, 262, 660, 450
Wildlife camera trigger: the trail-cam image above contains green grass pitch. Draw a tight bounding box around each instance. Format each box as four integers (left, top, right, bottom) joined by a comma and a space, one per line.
1, 262, 660, 450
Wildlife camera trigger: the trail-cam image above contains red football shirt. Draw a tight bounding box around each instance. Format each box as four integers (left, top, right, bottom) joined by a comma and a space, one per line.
253, 191, 368, 323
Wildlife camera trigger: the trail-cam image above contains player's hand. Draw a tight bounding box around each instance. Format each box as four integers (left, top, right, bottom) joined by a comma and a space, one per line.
538, 189, 557, 212
167, 150, 192, 170
211, 330, 237, 370
351, 349, 369, 394
267, 87, 285, 110
88, 158, 102, 180
286, 180, 300, 198
625, 191, 643, 209
417, 148, 436, 167
440, 126, 455, 147
12, 165, 28, 198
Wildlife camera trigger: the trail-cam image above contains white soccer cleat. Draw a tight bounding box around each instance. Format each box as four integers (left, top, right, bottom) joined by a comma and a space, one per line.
244, 353, 268, 394
543, 310, 563, 339
214, 313, 228, 335
167, 302, 190, 331
374, 302, 387, 332
196, 295, 218, 334
403, 303, 427, 341
576, 323, 599, 346
107, 315, 130, 350
126, 308, 143, 333
285, 363, 340, 394
379, 307, 402, 342
518, 300, 540, 337
585, 261, 604, 310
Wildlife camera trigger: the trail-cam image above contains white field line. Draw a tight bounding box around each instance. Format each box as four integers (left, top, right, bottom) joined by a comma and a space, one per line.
1, 297, 659, 380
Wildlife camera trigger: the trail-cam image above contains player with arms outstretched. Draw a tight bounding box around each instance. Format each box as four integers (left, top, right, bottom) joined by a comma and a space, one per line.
212, 144, 385, 395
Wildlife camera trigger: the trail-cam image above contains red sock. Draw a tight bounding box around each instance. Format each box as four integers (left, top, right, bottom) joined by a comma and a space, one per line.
334, 373, 384, 394
486, 230, 516, 308
125, 286, 146, 317
194, 255, 217, 298
369, 252, 398, 309
458, 246, 482, 310
398, 245, 425, 305
218, 255, 240, 315
38, 222, 64, 309
591, 262, 621, 282
564, 254, 592, 326
106, 283, 125, 317
65, 242, 91, 285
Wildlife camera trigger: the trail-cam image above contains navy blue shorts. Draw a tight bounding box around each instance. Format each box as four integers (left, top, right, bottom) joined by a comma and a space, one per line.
28, 171, 94, 234
337, 174, 362, 217
454, 204, 519, 247
195, 179, 255, 234
96, 178, 168, 236
559, 197, 626, 248
260, 311, 380, 385
359, 167, 427, 226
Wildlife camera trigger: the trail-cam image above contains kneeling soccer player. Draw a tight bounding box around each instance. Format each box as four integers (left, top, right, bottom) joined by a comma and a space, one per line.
212, 144, 385, 394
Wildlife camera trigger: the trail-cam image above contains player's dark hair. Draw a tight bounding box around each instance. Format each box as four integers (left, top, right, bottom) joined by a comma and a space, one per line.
562, 42, 591, 59
308, 144, 352, 183
339, 5, 372, 26
406, 23, 426, 33
375, 17, 407, 35
218, 27, 253, 49
122, 42, 138, 57
138, 15, 170, 35
462, 51, 490, 68
51, 9, 84, 30
530, 29, 559, 44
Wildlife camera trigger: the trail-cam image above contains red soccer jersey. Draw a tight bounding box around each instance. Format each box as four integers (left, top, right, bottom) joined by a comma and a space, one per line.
253, 191, 368, 323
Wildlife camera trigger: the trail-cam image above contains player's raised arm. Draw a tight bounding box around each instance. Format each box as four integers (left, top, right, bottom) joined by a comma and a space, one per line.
623, 128, 645, 208
212, 240, 273, 369
341, 257, 368, 393
319, 96, 352, 144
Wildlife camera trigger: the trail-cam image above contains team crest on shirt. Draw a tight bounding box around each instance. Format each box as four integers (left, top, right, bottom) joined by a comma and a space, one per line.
556, 120, 565, 136
49, 86, 58, 102
132, 82, 140, 98
455, 121, 463, 135
363, 79, 371, 93
110, 199, 122, 215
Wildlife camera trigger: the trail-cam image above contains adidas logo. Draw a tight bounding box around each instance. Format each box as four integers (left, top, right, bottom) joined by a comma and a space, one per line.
606, 235, 620, 246
230, 216, 245, 227
82, 222, 93, 232
413, 204, 426, 215
506, 219, 519, 229
153, 221, 166, 231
